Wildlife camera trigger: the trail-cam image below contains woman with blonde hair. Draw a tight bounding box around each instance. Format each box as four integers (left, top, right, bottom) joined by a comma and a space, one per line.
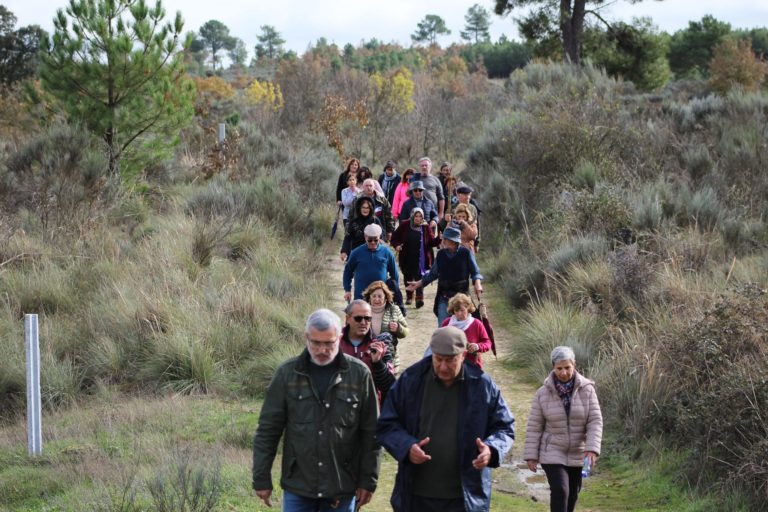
447, 203, 478, 253
439, 293, 491, 368
362, 280, 408, 371
524, 346, 603, 512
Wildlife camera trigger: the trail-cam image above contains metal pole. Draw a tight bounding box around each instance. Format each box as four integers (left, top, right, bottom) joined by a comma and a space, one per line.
218, 123, 226, 145
25, 314, 42, 456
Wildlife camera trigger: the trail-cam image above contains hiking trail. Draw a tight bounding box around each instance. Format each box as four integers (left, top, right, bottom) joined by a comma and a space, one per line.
323, 250, 550, 510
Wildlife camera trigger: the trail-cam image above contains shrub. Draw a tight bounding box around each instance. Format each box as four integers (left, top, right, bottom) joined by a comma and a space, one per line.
654, 284, 768, 504
0, 124, 112, 234
510, 300, 605, 380
547, 235, 608, 276
564, 187, 631, 239
146, 446, 222, 512
140, 333, 220, 395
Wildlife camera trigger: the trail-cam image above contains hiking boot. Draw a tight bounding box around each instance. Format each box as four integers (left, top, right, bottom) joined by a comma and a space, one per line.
415, 299, 424, 309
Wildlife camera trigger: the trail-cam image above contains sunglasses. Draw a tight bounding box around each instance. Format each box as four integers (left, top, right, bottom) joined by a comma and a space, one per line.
353, 315, 373, 323
365, 237, 379, 243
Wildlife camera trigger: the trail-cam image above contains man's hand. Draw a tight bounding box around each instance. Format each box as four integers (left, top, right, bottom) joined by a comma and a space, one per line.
255, 489, 272, 507
526, 459, 538, 473
409, 437, 432, 464
473, 280, 483, 300
405, 280, 422, 292
355, 488, 373, 508
472, 438, 491, 469
340, 252, 348, 262
584, 450, 598, 469
369, 340, 387, 363
344, 291, 351, 303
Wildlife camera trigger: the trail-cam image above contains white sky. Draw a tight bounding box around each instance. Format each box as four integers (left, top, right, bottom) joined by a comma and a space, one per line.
6, 0, 768, 58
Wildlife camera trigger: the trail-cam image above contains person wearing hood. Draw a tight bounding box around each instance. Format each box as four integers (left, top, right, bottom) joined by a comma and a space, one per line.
341, 196, 384, 261
524, 346, 603, 512
349, 178, 396, 242
378, 160, 401, 206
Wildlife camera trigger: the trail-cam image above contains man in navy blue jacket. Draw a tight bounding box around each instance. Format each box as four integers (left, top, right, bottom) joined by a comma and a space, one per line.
377, 326, 514, 512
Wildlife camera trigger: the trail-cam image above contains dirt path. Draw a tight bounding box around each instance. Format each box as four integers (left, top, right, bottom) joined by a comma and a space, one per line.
323, 250, 550, 510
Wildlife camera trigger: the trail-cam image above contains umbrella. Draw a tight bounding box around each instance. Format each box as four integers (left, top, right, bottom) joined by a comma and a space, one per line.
473, 301, 496, 358
330, 205, 343, 240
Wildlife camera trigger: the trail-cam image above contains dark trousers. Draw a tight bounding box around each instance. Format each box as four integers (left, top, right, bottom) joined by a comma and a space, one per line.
410, 495, 465, 512
542, 464, 582, 512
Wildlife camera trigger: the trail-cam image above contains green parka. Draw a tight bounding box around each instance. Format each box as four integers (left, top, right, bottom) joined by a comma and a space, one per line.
252, 349, 380, 500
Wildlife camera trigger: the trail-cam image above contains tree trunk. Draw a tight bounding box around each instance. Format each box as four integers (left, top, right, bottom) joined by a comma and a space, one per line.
560, 0, 587, 64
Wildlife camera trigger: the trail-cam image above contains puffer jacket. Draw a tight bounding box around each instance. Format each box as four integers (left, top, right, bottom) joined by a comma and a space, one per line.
252, 349, 380, 500
377, 357, 515, 512
523, 371, 603, 467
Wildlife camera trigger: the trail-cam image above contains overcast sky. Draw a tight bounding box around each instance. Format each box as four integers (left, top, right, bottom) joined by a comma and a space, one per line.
6, 0, 768, 57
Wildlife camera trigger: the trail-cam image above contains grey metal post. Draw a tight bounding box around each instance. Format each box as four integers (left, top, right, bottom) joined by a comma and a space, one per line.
218, 123, 226, 145
25, 314, 42, 456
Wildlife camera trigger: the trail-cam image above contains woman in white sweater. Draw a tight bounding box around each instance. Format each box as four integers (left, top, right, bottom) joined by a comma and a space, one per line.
524, 346, 603, 512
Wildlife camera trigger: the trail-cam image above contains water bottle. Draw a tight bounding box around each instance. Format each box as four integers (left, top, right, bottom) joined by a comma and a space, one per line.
581, 456, 592, 478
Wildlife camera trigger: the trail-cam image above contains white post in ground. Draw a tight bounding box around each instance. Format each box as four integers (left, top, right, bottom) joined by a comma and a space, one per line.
25, 314, 42, 456
218, 123, 226, 145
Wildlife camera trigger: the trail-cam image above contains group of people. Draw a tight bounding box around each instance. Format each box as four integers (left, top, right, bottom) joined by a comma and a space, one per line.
339, 157, 484, 325
249, 157, 603, 512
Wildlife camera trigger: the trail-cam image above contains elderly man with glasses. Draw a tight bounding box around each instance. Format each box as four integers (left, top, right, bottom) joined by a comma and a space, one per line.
252, 308, 381, 512
340, 299, 397, 404
343, 223, 399, 302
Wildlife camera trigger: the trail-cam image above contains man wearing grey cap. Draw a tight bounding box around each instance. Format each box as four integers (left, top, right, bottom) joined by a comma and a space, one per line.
377, 326, 515, 512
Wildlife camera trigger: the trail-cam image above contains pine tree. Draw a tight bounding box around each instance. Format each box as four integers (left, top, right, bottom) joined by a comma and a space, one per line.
39, 0, 195, 177
461, 4, 492, 44
411, 14, 451, 46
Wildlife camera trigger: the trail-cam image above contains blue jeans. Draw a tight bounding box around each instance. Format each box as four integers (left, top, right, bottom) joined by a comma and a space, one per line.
282, 490, 355, 512
436, 296, 449, 327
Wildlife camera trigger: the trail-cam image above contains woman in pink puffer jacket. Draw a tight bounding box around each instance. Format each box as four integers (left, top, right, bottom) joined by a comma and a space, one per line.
524, 346, 603, 512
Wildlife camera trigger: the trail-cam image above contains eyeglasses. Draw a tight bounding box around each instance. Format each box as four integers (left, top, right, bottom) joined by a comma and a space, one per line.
308, 339, 337, 348
365, 237, 379, 243
353, 315, 372, 323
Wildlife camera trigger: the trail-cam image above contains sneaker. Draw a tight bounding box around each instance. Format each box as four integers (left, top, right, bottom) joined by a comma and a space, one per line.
415, 300, 424, 309
405, 298, 412, 306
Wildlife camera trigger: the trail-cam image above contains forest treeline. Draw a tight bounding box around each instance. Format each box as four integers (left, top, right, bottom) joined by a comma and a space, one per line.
1, 1, 767, 510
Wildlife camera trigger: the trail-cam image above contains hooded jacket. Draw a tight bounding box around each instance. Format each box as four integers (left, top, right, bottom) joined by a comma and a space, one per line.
377, 357, 515, 512
523, 371, 603, 467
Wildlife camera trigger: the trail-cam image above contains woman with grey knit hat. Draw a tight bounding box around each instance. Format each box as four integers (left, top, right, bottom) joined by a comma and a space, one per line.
524, 346, 603, 512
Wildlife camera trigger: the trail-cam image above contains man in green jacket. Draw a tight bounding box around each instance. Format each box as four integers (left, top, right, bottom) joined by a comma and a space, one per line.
252, 308, 381, 511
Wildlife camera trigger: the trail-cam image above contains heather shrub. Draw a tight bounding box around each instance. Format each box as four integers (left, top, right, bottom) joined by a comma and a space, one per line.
563, 186, 632, 239
655, 284, 768, 506
0, 124, 113, 234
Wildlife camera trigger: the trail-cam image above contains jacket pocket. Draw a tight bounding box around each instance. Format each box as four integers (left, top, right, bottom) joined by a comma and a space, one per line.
335, 390, 361, 427
286, 387, 315, 424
